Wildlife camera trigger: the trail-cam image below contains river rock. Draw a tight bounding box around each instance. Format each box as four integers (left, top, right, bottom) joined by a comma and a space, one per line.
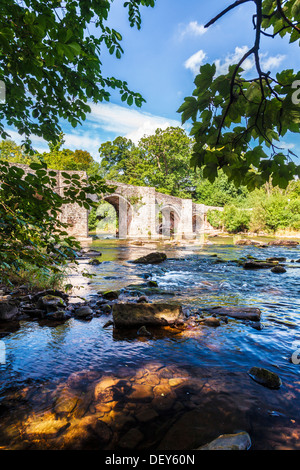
112, 303, 183, 327
210, 306, 261, 321
46, 310, 69, 321
102, 290, 119, 300
32, 289, 68, 302
0, 300, 18, 321
235, 239, 265, 246
202, 317, 221, 327
132, 252, 167, 264
271, 265, 286, 273
248, 366, 282, 389
137, 325, 152, 336
88, 259, 101, 265
36, 295, 65, 312
243, 261, 276, 270
197, 431, 251, 450
268, 240, 299, 246
74, 306, 93, 319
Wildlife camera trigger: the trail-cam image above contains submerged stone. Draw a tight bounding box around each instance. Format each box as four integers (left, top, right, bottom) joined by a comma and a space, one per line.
210, 306, 261, 321
248, 366, 282, 389
197, 431, 251, 450
112, 302, 183, 328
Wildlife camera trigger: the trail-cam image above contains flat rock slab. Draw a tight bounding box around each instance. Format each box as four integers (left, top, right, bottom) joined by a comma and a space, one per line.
112, 303, 183, 327
210, 306, 261, 321
243, 261, 276, 270
268, 240, 299, 246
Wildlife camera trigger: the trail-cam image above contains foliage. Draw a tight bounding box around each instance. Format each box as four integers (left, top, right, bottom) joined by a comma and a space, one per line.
0, 159, 108, 284
208, 180, 300, 233
0, 0, 156, 149
99, 127, 197, 198
178, 0, 300, 190
207, 206, 251, 233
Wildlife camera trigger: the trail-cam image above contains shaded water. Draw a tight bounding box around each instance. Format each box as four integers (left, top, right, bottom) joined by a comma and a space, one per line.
1, 237, 300, 450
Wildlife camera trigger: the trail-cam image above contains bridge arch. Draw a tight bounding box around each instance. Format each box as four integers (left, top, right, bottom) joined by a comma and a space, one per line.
156, 203, 181, 237
96, 193, 133, 239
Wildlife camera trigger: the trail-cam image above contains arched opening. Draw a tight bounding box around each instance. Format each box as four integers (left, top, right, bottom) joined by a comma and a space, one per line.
192, 212, 204, 233
156, 204, 180, 237
94, 194, 132, 239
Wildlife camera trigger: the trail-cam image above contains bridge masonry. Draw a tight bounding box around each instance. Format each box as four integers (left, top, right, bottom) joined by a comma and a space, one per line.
8, 163, 222, 240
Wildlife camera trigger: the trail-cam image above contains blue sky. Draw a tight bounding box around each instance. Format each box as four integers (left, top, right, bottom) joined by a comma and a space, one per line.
7, 0, 300, 159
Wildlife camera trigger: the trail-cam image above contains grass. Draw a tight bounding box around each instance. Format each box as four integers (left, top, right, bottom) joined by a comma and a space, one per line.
2, 263, 68, 293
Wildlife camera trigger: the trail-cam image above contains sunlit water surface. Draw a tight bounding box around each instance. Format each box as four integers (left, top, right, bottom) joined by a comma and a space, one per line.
1, 237, 300, 450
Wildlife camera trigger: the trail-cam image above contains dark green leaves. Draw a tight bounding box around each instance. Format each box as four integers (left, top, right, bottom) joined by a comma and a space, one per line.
0, 0, 156, 148
178, 0, 300, 190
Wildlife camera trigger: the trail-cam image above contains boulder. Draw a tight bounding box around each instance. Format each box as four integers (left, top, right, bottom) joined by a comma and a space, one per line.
102, 290, 119, 300
74, 306, 93, 319
132, 252, 167, 264
271, 266, 286, 274
243, 261, 276, 270
248, 366, 282, 389
210, 306, 261, 321
112, 302, 183, 328
32, 289, 68, 302
46, 310, 69, 321
235, 239, 265, 246
202, 317, 221, 327
36, 295, 65, 312
197, 432, 251, 450
0, 300, 18, 321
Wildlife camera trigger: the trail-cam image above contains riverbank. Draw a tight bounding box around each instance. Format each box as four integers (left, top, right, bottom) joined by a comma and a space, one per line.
0, 237, 300, 450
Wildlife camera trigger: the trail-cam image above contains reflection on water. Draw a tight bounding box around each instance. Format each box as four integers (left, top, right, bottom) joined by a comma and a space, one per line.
1, 237, 300, 450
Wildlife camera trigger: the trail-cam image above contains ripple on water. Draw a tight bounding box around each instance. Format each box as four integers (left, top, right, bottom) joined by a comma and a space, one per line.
1, 239, 300, 449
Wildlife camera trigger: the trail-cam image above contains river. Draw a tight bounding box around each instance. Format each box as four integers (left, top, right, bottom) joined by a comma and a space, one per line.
0, 237, 300, 450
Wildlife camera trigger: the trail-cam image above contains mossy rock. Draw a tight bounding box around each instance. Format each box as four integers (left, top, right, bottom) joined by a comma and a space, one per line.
132, 252, 167, 264
248, 367, 282, 389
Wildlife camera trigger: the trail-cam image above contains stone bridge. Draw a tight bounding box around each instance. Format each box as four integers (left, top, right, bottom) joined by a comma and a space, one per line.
9, 164, 222, 240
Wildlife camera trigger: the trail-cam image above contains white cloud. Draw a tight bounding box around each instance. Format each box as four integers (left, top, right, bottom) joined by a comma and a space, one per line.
88, 102, 181, 144
215, 46, 254, 76
260, 54, 286, 71
184, 49, 207, 75
179, 21, 207, 39
277, 141, 295, 150
214, 47, 286, 76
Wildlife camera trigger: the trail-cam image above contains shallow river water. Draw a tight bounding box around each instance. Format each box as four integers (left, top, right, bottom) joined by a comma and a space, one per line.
1, 237, 300, 450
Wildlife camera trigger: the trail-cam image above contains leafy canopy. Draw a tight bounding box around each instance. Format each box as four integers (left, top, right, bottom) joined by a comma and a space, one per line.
0, 0, 156, 148
178, 0, 300, 190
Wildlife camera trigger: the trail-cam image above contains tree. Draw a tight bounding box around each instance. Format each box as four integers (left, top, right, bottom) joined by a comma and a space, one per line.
178, 0, 300, 191
0, 159, 109, 285
99, 127, 197, 198
39, 134, 95, 172
0, 0, 156, 149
